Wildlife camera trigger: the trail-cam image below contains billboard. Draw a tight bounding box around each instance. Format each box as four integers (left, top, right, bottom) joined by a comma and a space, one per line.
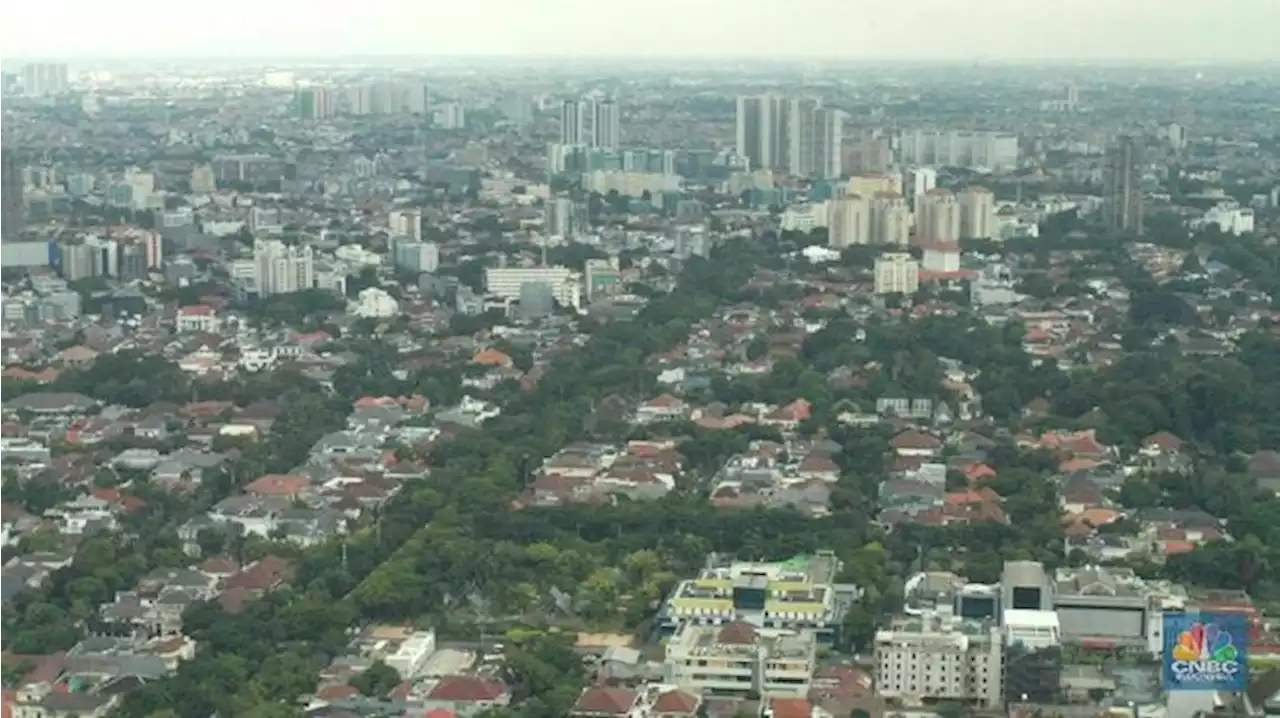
1163, 613, 1249, 691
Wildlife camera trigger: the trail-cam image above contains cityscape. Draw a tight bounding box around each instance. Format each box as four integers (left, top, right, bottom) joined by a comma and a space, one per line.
2, 12, 1280, 718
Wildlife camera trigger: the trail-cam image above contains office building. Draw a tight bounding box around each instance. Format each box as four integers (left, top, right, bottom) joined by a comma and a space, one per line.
57, 241, 95, 281
393, 241, 439, 274
664, 623, 817, 698
253, 239, 315, 296
916, 188, 962, 244
1052, 565, 1185, 655
899, 130, 1019, 171
1102, 136, 1144, 235
2, 149, 23, 238
21, 63, 69, 97
561, 99, 588, 146
828, 195, 871, 248
957, 187, 998, 240
874, 613, 1004, 708
655, 552, 853, 643
518, 282, 555, 319
874, 253, 920, 295
870, 193, 911, 246
190, 165, 217, 194
484, 266, 580, 309
388, 209, 423, 241
592, 99, 621, 150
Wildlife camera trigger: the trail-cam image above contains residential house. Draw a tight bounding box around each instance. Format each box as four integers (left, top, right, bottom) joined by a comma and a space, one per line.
419, 677, 512, 718
635, 394, 688, 425
572, 687, 639, 718
889, 430, 942, 458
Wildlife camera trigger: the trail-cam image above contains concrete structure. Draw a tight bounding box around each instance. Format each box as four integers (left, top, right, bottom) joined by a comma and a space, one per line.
958, 187, 998, 240
253, 239, 315, 296
2, 149, 23, 237
561, 99, 588, 145
386, 629, 437, 679
922, 244, 961, 273
584, 258, 622, 302
546, 197, 577, 239
1002, 609, 1062, 651
916, 188, 962, 244
484, 266, 581, 309
904, 166, 938, 210
21, 63, 70, 97
351, 288, 400, 318
1103, 136, 1144, 235
655, 552, 854, 643
592, 99, 620, 150
1198, 202, 1255, 235
393, 240, 439, 274
870, 193, 911, 246
736, 94, 780, 171
874, 613, 1004, 708
1053, 566, 1187, 655
389, 209, 423, 241
664, 622, 817, 698
874, 253, 920, 295
1002, 561, 1053, 613
828, 195, 871, 248
899, 130, 1019, 171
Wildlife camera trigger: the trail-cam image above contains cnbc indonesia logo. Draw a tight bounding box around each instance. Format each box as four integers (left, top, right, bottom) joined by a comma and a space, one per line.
1170, 622, 1242, 684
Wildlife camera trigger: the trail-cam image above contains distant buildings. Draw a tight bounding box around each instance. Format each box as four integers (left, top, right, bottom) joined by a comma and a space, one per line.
899, 130, 1019, 171
655, 551, 855, 643
388, 209, 423, 241
1102, 136, 1144, 235
484, 266, 581, 309
2, 149, 23, 237
874, 253, 920, 295
957, 187, 998, 240
916, 188, 962, 244
392, 240, 439, 274
735, 95, 843, 178
21, 63, 69, 97
592, 99, 621, 150
828, 195, 871, 248
560, 97, 622, 150
253, 239, 315, 296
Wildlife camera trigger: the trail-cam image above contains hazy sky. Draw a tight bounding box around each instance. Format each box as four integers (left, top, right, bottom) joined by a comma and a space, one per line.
3, 0, 1279, 62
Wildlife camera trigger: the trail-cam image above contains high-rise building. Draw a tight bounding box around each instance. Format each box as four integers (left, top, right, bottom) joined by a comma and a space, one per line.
958, 187, 998, 240
2, 149, 24, 238
1103, 137, 1144, 235
828, 195, 871, 248
899, 130, 1019, 171
393, 240, 439, 274
735, 95, 777, 171
814, 108, 846, 179
874, 253, 920, 295
253, 239, 315, 296
560, 99, 588, 146
916, 188, 962, 244
21, 63, 69, 97
296, 88, 337, 120
785, 99, 820, 177
546, 197, 576, 239
591, 100, 620, 150
870, 193, 911, 246
388, 209, 423, 241
903, 166, 938, 210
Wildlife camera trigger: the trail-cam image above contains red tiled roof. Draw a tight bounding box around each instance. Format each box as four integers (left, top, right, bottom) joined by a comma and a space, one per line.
426, 676, 507, 702
651, 689, 700, 715
770, 697, 813, 718
573, 687, 637, 716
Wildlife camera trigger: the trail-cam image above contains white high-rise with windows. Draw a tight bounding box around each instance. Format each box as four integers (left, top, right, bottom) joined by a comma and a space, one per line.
875, 613, 1004, 709
874, 253, 920, 295
916, 189, 962, 244
253, 239, 315, 296
560, 100, 588, 146
815, 108, 846, 180
828, 195, 871, 248
870, 193, 911, 246
958, 187, 997, 240
592, 100, 621, 150
389, 209, 423, 241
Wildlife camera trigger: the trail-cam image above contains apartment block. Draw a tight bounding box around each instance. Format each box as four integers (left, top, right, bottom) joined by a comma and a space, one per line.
664, 622, 817, 698
874, 613, 1004, 708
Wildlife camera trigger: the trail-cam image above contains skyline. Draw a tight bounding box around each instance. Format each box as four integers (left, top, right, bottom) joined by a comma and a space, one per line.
3, 0, 1279, 63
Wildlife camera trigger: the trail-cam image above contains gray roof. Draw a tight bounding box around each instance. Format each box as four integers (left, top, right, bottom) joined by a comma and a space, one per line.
7, 392, 98, 413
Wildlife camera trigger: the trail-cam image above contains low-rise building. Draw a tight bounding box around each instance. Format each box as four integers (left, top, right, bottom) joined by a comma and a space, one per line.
663, 622, 817, 697
874, 613, 1004, 708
